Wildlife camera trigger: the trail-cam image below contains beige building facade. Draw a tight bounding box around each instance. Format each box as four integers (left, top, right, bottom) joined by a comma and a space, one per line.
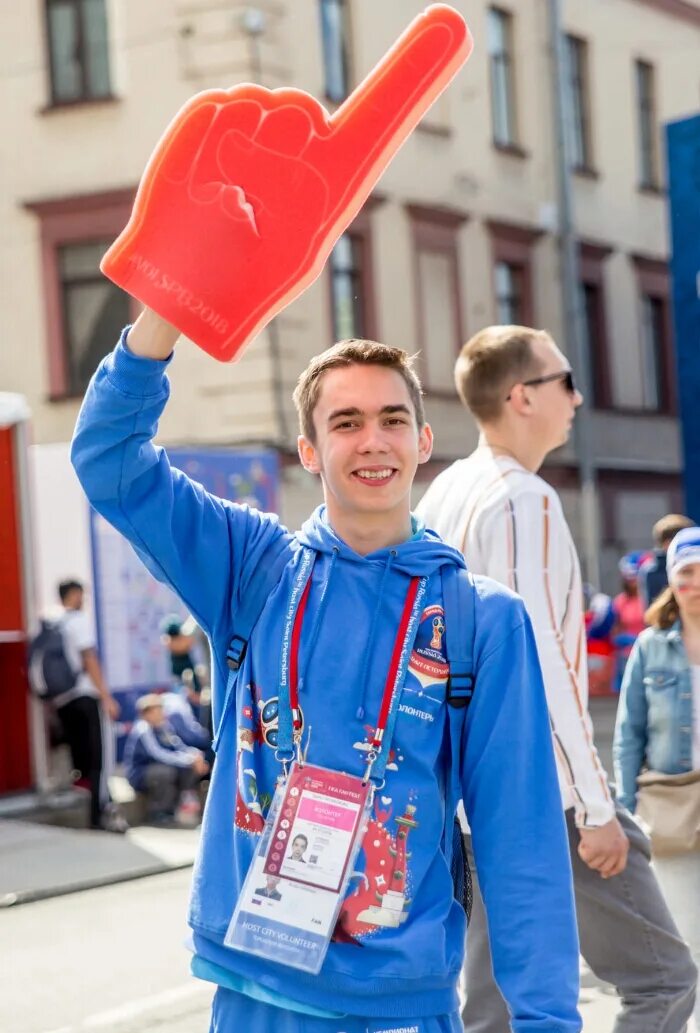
2, 0, 699, 590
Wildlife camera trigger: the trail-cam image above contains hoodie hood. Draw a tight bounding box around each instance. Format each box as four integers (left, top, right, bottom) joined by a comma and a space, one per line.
297, 505, 466, 578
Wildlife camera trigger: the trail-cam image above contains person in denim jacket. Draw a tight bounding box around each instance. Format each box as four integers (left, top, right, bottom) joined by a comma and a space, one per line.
614, 526, 700, 1025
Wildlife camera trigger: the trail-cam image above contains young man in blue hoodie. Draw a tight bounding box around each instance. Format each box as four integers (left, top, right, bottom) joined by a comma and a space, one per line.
71, 307, 581, 1032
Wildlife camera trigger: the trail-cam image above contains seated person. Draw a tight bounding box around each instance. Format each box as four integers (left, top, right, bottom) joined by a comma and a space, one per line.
124, 693, 209, 825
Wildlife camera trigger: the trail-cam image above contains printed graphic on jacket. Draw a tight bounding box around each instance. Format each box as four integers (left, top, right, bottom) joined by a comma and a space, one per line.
333, 792, 419, 945
235, 683, 303, 834
408, 604, 448, 686
235, 606, 447, 942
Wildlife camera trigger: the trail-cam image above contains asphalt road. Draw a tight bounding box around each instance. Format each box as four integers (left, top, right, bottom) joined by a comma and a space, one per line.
4, 866, 623, 1033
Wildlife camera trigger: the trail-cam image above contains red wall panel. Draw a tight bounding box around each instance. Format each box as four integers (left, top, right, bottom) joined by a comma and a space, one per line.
0, 426, 32, 791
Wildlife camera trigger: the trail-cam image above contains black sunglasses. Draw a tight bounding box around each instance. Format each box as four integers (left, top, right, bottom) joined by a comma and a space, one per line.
506, 369, 576, 401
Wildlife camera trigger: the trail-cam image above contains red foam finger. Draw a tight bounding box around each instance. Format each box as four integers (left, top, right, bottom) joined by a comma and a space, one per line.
100, 5, 472, 362
317, 5, 472, 218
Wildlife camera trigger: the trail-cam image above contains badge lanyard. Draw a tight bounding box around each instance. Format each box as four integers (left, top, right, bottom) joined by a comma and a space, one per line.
275, 547, 427, 787
226, 547, 428, 975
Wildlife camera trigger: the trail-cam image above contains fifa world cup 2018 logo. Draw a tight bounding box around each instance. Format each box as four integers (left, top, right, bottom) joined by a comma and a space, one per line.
260, 697, 304, 748
430, 615, 445, 650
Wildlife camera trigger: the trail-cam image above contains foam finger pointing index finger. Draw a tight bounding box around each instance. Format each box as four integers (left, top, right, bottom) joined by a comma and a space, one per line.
318, 5, 472, 213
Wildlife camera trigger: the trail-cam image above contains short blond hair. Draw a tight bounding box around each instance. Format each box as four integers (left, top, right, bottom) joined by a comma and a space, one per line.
454, 325, 548, 423
293, 339, 425, 442
652, 513, 694, 548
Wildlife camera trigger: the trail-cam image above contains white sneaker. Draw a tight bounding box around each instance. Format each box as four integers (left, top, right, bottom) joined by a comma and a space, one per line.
175, 791, 201, 827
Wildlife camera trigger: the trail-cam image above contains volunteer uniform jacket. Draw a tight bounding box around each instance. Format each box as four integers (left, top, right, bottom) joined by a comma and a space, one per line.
71, 332, 581, 1031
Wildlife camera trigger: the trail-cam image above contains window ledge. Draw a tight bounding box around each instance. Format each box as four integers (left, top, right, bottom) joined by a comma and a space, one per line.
638, 182, 666, 197
597, 404, 674, 418
416, 121, 453, 139
573, 164, 600, 180
493, 141, 528, 159
39, 94, 121, 116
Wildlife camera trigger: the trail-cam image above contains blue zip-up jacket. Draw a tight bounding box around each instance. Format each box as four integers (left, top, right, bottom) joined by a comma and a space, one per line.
124, 718, 200, 792
614, 623, 696, 812
70, 333, 580, 1030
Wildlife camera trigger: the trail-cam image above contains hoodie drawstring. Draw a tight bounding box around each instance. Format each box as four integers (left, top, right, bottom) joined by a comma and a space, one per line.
297, 546, 339, 697
355, 550, 396, 721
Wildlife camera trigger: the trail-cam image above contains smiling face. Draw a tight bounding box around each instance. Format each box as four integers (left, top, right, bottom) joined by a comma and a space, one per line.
297, 363, 433, 550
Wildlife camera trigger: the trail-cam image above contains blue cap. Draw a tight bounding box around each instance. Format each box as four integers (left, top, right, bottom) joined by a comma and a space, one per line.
666, 527, 700, 580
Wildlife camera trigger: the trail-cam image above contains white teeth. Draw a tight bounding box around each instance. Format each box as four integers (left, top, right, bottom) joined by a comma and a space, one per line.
355, 469, 393, 480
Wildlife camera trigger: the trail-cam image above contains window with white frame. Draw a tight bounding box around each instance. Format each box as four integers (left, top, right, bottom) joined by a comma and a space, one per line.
45, 0, 112, 105
494, 260, 524, 325
59, 241, 130, 395
330, 233, 366, 341
319, 0, 351, 103
565, 35, 593, 170
487, 8, 517, 148
635, 60, 660, 189
639, 292, 665, 411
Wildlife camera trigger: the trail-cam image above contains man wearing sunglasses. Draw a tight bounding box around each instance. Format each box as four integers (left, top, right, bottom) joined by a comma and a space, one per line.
417, 324, 697, 1033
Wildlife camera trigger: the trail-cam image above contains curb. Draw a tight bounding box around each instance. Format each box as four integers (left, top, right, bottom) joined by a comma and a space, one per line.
0, 857, 195, 909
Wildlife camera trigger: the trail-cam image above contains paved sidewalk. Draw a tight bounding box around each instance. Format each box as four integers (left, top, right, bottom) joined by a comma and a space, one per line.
0, 819, 199, 907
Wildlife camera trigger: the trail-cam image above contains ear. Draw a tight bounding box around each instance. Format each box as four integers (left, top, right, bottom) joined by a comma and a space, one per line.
507, 383, 532, 416
298, 435, 321, 475
417, 423, 434, 465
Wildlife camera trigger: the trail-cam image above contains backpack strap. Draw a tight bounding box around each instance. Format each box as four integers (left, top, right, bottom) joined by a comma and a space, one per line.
440, 564, 477, 876
443, 564, 476, 710
212, 538, 294, 751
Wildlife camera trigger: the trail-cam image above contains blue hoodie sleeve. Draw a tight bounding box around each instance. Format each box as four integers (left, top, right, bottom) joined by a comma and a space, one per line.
463, 580, 581, 1033
70, 329, 289, 638
613, 637, 648, 813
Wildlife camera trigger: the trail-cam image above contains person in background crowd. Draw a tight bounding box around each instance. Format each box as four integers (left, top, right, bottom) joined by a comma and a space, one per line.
613, 552, 648, 686
161, 613, 203, 699
54, 579, 127, 833
161, 689, 214, 768
614, 526, 700, 1028
161, 613, 213, 735
417, 324, 697, 1033
585, 590, 616, 697
124, 693, 209, 826
639, 514, 695, 609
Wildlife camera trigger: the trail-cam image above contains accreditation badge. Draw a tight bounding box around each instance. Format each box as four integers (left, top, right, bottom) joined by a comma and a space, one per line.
224, 762, 373, 973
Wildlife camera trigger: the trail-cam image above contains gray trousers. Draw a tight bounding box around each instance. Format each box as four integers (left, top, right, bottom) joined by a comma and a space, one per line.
143, 763, 198, 818
462, 807, 697, 1033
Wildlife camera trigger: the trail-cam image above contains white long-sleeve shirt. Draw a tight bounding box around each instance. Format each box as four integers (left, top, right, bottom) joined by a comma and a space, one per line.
417, 447, 614, 828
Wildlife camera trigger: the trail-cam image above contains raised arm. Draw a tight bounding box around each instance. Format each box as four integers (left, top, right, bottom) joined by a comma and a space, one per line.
126, 306, 181, 360
71, 322, 288, 638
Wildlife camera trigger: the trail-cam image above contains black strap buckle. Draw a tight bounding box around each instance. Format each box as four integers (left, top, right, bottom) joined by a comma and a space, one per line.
447, 671, 474, 709
226, 634, 248, 671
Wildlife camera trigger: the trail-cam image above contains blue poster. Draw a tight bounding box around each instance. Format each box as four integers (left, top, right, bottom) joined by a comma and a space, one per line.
90, 448, 279, 741
666, 113, 700, 521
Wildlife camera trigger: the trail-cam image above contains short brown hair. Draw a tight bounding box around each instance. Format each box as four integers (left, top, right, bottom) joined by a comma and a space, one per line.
645, 585, 679, 630
293, 339, 425, 442
652, 513, 694, 549
454, 325, 548, 423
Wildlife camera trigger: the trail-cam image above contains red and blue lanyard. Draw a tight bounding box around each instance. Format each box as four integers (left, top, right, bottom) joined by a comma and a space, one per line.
276, 548, 427, 786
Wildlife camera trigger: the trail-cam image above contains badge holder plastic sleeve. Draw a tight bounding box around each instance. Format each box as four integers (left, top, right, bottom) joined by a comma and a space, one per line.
100, 5, 472, 362
224, 763, 373, 974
